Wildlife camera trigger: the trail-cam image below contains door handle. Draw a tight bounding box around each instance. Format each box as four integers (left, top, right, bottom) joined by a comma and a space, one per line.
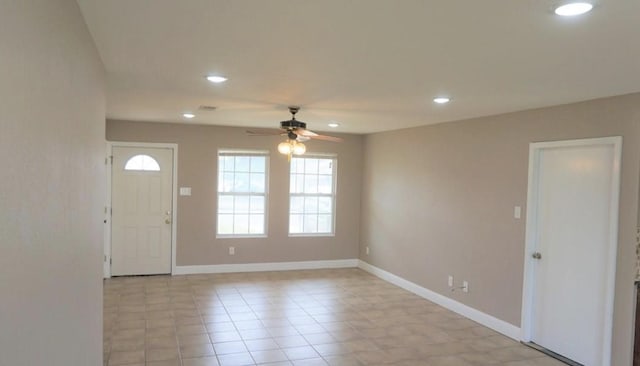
165, 218, 171, 224
532, 252, 542, 260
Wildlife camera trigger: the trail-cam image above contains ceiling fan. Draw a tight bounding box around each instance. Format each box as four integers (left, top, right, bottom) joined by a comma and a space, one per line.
246, 106, 343, 159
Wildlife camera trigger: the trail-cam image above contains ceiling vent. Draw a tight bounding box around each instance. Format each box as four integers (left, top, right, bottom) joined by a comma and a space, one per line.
198, 105, 217, 111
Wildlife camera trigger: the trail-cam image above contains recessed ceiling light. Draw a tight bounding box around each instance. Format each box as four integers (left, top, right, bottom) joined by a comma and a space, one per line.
554, 2, 593, 16
206, 75, 228, 83
182, 113, 195, 119
433, 97, 451, 104
328, 122, 340, 128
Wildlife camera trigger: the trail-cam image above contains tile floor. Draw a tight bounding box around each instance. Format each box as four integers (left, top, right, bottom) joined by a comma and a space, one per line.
104, 268, 564, 366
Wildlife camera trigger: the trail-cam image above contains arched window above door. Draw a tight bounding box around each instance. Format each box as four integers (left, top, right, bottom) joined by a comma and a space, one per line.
124, 154, 160, 171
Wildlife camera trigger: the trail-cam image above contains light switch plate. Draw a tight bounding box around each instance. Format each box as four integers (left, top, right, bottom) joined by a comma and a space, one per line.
514, 206, 521, 219
180, 187, 192, 196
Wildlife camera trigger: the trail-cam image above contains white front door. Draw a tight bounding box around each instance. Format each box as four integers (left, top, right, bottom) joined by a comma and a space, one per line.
522, 137, 621, 366
111, 146, 173, 276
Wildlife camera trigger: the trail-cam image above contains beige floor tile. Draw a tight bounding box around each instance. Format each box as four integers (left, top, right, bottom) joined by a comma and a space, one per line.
244, 338, 280, 352
147, 336, 178, 350
103, 269, 560, 366
179, 333, 212, 346
217, 352, 255, 366
214, 340, 248, 355
250, 348, 288, 363
146, 359, 181, 366
146, 347, 179, 362
182, 356, 220, 366
282, 345, 320, 360
108, 350, 145, 365
180, 343, 215, 358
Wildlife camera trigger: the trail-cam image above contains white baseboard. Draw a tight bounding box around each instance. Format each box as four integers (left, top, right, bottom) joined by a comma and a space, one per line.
357, 260, 521, 340
173, 259, 359, 275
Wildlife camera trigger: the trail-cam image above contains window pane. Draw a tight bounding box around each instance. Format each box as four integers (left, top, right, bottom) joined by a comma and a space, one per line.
304, 174, 318, 193
288, 156, 336, 235
249, 214, 264, 234
250, 173, 265, 193
222, 156, 234, 172
125, 154, 160, 171
251, 156, 265, 173
289, 214, 303, 233
318, 159, 332, 175
234, 214, 249, 234
222, 173, 235, 192
291, 158, 303, 173
318, 214, 332, 233
304, 196, 318, 214
234, 172, 250, 192
290, 196, 304, 214
292, 174, 304, 193
304, 159, 319, 174
304, 214, 318, 233
318, 197, 332, 214
235, 156, 251, 172
234, 196, 250, 214
250, 196, 264, 213
219, 195, 234, 214
217, 152, 268, 236
218, 214, 234, 234
318, 175, 332, 194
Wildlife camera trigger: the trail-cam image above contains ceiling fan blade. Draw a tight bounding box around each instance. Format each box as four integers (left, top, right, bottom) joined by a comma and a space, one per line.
296, 127, 342, 142
307, 134, 343, 143
296, 128, 318, 137
246, 128, 283, 136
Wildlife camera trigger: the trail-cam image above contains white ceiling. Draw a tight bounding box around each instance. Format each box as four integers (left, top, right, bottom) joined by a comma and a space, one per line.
77, 0, 640, 134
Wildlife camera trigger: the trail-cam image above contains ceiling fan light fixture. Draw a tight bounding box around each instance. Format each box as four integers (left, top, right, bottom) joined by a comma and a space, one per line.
206, 75, 228, 83
554, 2, 593, 16
278, 141, 293, 155
292, 142, 306, 155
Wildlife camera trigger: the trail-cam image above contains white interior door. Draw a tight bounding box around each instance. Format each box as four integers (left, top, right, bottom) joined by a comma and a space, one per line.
523, 137, 621, 366
111, 146, 173, 276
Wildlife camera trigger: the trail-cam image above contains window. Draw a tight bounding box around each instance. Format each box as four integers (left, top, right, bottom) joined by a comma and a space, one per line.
124, 154, 160, 171
217, 150, 268, 237
289, 156, 336, 235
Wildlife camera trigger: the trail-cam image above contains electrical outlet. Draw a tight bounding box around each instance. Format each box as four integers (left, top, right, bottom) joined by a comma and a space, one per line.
448, 275, 454, 287
366, 246, 370, 255
229, 246, 235, 255
462, 281, 469, 293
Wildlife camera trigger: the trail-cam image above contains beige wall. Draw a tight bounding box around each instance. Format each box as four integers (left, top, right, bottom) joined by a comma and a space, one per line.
106, 121, 363, 266
360, 93, 640, 366
0, 1, 105, 365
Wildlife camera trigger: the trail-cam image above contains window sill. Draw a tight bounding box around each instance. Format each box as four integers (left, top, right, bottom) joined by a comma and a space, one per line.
216, 234, 268, 239
288, 233, 335, 238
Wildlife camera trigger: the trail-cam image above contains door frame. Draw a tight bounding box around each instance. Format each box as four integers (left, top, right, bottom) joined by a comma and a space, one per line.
104, 141, 179, 278
520, 136, 622, 366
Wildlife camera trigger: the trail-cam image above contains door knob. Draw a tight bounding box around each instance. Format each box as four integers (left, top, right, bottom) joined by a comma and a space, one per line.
165, 218, 171, 224
532, 252, 542, 260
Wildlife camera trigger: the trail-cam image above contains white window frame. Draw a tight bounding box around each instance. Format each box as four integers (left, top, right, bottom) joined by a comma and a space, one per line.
216, 149, 269, 238
288, 154, 337, 237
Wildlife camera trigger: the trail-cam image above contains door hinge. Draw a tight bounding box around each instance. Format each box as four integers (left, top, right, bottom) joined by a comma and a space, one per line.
105, 156, 113, 165
110, 258, 112, 265
104, 255, 106, 262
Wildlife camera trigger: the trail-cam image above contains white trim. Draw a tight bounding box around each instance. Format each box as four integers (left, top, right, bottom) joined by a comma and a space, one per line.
103, 142, 112, 279
357, 260, 521, 340
520, 136, 621, 366
106, 141, 179, 277
173, 259, 359, 275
